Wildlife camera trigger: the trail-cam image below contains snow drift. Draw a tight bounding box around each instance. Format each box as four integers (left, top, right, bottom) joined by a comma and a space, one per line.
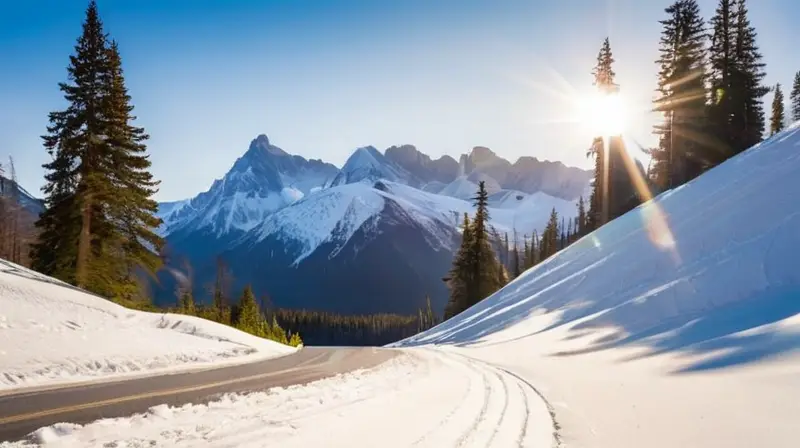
398, 124, 800, 447
0, 260, 295, 391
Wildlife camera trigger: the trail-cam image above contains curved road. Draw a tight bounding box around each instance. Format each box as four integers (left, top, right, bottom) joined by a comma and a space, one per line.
0, 347, 398, 443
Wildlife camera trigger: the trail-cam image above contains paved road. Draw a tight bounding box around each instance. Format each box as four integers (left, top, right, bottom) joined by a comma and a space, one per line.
0, 347, 399, 443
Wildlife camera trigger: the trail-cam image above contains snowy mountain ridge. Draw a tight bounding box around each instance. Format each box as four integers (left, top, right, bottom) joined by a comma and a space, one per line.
153, 134, 591, 313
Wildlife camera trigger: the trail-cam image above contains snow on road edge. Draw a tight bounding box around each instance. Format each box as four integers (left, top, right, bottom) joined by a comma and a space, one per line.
2, 349, 555, 448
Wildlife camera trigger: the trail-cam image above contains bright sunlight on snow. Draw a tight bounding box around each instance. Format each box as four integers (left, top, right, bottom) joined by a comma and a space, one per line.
0, 260, 295, 391
396, 123, 800, 447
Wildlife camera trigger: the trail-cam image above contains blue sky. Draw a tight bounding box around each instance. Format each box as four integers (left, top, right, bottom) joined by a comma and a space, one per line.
1, 0, 797, 201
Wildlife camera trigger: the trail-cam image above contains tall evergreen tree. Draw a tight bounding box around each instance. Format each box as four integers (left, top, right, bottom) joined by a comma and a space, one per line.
586, 38, 616, 228
236, 285, 261, 334
653, 0, 709, 188
444, 213, 473, 319
708, 0, 768, 158
770, 83, 786, 135
576, 196, 587, 237
511, 229, 521, 278
467, 181, 503, 307
538, 209, 559, 261
30, 1, 162, 299
102, 40, 164, 299
734, 0, 768, 148
791, 71, 800, 122
31, 1, 107, 285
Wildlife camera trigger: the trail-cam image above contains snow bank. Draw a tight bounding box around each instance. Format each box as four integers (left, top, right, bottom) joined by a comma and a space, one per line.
1, 350, 551, 448
0, 260, 295, 392
398, 125, 800, 447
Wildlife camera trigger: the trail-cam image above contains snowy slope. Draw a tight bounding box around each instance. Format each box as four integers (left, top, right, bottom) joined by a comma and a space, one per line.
396, 124, 800, 447
0, 259, 295, 391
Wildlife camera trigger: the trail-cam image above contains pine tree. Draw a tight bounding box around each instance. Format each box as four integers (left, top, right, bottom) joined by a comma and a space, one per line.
653, 0, 709, 187
708, 0, 768, 158
30, 1, 162, 299
540, 208, 560, 261
444, 213, 473, 319
587, 38, 616, 229
522, 237, 531, 270
236, 285, 260, 334
708, 0, 737, 155
733, 0, 768, 149
467, 181, 503, 307
576, 196, 587, 237
770, 83, 786, 135
530, 230, 539, 267
101, 40, 164, 299
511, 229, 521, 278
31, 1, 107, 285
791, 71, 800, 122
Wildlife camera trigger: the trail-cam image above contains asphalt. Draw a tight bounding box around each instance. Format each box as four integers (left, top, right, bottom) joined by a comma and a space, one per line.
0, 347, 399, 443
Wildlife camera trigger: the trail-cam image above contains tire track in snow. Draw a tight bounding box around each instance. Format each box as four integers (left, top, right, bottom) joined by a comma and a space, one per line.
453, 361, 492, 447
484, 368, 510, 447
495, 365, 563, 448
429, 348, 561, 448
411, 357, 477, 446
515, 380, 531, 446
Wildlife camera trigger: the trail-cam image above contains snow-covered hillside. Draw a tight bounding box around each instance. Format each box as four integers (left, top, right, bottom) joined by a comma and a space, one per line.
0, 260, 295, 391
395, 124, 800, 447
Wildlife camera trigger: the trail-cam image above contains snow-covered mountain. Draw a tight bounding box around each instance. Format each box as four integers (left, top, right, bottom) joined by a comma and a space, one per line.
158, 135, 338, 237
156, 135, 590, 314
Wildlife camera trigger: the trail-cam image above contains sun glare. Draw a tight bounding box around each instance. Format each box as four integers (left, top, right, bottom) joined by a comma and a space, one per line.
579, 91, 628, 136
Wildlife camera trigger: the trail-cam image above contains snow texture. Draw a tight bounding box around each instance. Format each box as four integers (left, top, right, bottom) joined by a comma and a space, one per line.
2, 350, 553, 448
0, 260, 295, 391
397, 123, 800, 447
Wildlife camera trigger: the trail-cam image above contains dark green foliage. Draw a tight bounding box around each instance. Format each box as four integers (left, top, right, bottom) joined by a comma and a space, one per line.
443, 213, 472, 319
443, 182, 506, 319
511, 229, 521, 279
576, 196, 587, 237
274, 309, 422, 346
791, 71, 800, 122
708, 0, 768, 160
770, 83, 786, 135
30, 1, 162, 300
652, 0, 710, 188
539, 208, 560, 261
236, 285, 260, 334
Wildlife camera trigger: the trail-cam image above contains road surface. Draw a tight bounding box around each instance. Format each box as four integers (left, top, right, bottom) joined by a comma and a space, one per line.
0, 347, 398, 443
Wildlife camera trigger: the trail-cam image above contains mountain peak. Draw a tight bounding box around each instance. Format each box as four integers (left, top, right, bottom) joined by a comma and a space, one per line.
469, 146, 496, 159
248, 134, 288, 157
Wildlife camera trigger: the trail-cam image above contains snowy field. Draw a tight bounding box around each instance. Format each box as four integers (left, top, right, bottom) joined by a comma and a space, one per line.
0, 260, 295, 391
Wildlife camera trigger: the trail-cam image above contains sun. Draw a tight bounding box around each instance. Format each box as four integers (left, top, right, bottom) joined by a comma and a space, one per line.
578, 90, 628, 136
